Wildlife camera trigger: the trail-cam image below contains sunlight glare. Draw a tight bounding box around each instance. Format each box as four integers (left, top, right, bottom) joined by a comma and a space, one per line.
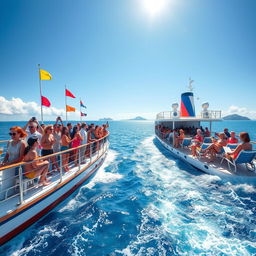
142, 0, 169, 18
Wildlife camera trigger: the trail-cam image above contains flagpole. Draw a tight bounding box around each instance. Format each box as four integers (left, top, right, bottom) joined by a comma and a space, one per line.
38, 64, 43, 123
65, 85, 68, 122
80, 98, 82, 122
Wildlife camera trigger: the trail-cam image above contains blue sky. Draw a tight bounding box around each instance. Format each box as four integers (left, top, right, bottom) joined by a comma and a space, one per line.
0, 0, 256, 121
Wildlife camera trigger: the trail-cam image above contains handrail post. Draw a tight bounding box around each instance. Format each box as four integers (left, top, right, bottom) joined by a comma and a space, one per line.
78, 148, 81, 171
90, 143, 92, 163
18, 165, 24, 205
59, 154, 63, 183
97, 140, 100, 158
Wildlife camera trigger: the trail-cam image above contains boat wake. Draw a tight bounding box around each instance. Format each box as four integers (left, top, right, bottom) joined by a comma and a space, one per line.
115, 136, 256, 256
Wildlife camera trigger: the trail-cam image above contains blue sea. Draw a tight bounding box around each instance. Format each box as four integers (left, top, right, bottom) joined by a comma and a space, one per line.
1, 120, 256, 256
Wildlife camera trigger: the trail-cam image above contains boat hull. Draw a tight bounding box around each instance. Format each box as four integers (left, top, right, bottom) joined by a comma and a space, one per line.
0, 151, 107, 245
155, 135, 256, 183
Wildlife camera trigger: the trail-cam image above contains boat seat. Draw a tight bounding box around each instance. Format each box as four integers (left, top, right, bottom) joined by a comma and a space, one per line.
203, 137, 212, 143
221, 150, 256, 173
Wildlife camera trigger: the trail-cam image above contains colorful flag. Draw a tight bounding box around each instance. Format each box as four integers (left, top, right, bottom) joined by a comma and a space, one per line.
40, 69, 52, 80
41, 96, 51, 107
80, 100, 86, 108
65, 89, 76, 98
81, 112, 87, 117
66, 105, 76, 112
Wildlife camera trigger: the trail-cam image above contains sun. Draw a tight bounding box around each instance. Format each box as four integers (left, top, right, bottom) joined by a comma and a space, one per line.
142, 0, 169, 18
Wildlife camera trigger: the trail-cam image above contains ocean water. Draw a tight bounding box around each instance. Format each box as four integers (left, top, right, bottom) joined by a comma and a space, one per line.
0, 120, 256, 256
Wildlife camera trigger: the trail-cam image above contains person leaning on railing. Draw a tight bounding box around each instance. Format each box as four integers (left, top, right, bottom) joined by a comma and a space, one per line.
1, 126, 27, 167
71, 126, 83, 166
41, 125, 59, 172
23, 136, 50, 186
60, 127, 75, 172
86, 125, 97, 156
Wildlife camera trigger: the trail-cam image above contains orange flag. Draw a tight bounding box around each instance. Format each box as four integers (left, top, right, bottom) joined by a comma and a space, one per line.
66, 105, 76, 112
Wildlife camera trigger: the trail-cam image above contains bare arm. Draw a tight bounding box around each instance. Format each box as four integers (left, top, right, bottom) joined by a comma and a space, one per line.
35, 120, 44, 134
23, 120, 31, 131
229, 144, 242, 157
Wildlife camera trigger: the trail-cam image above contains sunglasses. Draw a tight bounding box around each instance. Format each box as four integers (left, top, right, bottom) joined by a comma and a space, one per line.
29, 126, 36, 129
9, 132, 17, 136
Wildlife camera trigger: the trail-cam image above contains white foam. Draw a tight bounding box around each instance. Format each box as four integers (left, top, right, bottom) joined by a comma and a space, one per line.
85, 149, 123, 189
124, 135, 256, 255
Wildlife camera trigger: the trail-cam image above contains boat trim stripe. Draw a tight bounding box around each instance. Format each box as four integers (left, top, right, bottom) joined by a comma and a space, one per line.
0, 158, 104, 245
0, 150, 106, 224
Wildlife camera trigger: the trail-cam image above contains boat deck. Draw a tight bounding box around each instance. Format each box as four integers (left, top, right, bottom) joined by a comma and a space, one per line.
0, 148, 106, 220
157, 136, 256, 179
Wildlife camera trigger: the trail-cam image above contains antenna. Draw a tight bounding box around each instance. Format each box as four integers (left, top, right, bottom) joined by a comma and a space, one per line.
188, 77, 194, 92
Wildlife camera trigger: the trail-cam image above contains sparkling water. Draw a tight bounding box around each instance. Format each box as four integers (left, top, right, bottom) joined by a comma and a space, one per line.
0, 120, 256, 256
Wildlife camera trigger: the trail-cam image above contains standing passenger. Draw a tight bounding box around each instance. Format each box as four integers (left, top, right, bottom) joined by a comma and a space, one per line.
80, 123, 88, 163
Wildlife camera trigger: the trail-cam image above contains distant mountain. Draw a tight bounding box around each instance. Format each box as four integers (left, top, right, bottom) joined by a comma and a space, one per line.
99, 118, 113, 121
223, 114, 250, 120
130, 116, 147, 120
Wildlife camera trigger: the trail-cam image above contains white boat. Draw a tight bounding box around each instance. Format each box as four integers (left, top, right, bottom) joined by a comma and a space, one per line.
155, 83, 256, 183
0, 133, 109, 245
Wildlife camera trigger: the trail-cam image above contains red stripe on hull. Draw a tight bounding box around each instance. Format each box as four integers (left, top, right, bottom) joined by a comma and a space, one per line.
0, 157, 104, 246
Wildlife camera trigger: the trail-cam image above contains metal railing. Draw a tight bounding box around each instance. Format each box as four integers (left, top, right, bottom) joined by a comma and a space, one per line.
0, 133, 109, 205
156, 110, 222, 120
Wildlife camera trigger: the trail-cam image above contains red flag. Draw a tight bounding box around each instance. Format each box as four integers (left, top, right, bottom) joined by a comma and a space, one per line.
81, 112, 87, 117
41, 96, 51, 107
65, 89, 76, 98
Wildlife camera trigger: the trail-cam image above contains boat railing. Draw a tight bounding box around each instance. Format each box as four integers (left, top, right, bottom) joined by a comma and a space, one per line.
0, 133, 109, 205
156, 110, 222, 120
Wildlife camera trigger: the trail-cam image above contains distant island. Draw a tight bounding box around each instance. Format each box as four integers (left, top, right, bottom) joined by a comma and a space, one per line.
223, 114, 250, 120
129, 116, 147, 120
99, 118, 113, 121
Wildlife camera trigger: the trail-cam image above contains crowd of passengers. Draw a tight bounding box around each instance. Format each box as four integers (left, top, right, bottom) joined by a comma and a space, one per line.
0, 117, 109, 186
156, 125, 252, 163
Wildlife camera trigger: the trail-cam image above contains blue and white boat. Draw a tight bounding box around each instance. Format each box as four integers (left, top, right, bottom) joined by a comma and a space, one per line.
0, 133, 109, 245
155, 82, 256, 183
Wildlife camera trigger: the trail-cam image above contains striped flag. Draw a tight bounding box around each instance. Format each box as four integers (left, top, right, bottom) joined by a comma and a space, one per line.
80, 100, 86, 108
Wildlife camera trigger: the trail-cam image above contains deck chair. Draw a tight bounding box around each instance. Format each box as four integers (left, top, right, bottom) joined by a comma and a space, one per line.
196, 143, 211, 158
226, 144, 238, 150
220, 150, 256, 172
203, 137, 212, 143
181, 138, 192, 148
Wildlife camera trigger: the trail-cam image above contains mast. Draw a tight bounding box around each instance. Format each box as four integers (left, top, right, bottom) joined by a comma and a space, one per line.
38, 64, 43, 123
80, 97, 82, 122
65, 85, 67, 122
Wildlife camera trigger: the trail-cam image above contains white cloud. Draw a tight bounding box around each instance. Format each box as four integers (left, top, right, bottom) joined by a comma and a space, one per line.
223, 105, 256, 119
0, 96, 81, 121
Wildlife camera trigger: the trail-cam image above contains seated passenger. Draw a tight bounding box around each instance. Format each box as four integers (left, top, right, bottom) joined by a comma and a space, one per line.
1, 126, 27, 166
23, 137, 50, 186
227, 131, 238, 144
204, 127, 211, 137
225, 132, 252, 161
202, 132, 227, 161
191, 129, 204, 156
174, 129, 185, 148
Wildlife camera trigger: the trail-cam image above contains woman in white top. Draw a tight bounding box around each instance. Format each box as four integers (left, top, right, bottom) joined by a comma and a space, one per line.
0, 126, 27, 199
2, 126, 27, 166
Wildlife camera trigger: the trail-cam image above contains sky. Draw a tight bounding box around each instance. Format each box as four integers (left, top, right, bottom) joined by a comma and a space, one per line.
0, 0, 256, 121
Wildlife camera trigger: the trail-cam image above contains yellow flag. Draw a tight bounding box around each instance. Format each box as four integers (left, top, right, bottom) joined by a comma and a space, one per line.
40, 69, 52, 80
66, 105, 76, 112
